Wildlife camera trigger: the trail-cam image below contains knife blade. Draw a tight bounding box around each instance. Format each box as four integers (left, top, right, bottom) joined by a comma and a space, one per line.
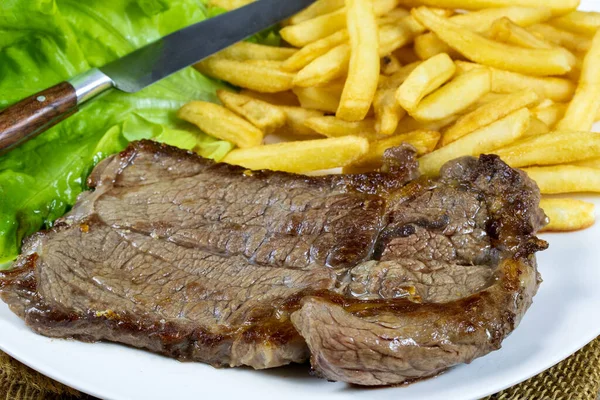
0, 0, 316, 153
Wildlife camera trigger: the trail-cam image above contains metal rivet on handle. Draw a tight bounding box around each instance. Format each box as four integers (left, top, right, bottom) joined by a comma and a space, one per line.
36, 96, 46, 102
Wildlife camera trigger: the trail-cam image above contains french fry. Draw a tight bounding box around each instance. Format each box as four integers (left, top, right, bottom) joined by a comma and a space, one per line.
377, 16, 428, 56
441, 90, 539, 146
414, 32, 461, 60
196, 58, 294, 93
293, 44, 350, 87
350, 130, 440, 169
574, 158, 600, 168
395, 0, 577, 16
373, 63, 421, 135
530, 100, 566, 128
490, 18, 555, 49
540, 199, 596, 232
223, 136, 370, 173
396, 53, 456, 112
280, 0, 400, 47
293, 83, 344, 113
494, 131, 600, 168
522, 116, 549, 138
414, 6, 553, 59
239, 90, 300, 107
281, 30, 349, 72
396, 115, 457, 134
280, 9, 346, 48
374, 89, 406, 135
418, 108, 530, 176
377, 8, 412, 25
304, 116, 378, 139
411, 68, 491, 122
279, 107, 325, 136
455, 61, 575, 102
216, 90, 286, 134
556, 30, 600, 131
412, 7, 576, 76
528, 24, 593, 54
381, 54, 402, 75
217, 42, 297, 61
337, 0, 380, 122
289, 0, 345, 25
523, 166, 600, 194
243, 60, 284, 69
178, 101, 263, 148
208, 0, 253, 10
550, 11, 600, 37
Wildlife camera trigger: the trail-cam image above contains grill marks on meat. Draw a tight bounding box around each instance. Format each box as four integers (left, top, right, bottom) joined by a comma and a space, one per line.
0, 140, 547, 386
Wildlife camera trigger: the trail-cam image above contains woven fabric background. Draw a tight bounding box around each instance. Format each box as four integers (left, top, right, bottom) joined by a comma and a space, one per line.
1, 338, 599, 400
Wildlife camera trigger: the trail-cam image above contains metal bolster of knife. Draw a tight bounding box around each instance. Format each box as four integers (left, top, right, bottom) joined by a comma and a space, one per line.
68, 69, 115, 104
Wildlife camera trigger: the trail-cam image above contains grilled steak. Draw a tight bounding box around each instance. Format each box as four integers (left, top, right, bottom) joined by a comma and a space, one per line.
0, 140, 548, 386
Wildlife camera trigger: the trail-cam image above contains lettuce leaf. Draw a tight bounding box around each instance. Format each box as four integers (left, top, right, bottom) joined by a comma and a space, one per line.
0, 0, 232, 267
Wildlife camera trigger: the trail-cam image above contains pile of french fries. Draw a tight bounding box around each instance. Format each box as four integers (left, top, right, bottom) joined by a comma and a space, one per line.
179, 0, 600, 233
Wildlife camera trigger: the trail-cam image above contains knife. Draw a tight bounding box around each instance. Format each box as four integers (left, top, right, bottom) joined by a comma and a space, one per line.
0, 0, 315, 154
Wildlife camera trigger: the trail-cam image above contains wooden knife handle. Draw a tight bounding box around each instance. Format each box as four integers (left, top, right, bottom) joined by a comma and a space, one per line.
0, 82, 78, 153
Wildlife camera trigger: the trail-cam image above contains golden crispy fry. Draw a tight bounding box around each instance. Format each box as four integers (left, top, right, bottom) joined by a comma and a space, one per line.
396, 0, 577, 16
381, 54, 402, 75
412, 7, 576, 76
418, 108, 530, 176
523, 166, 600, 194
178, 101, 263, 148
223, 136, 369, 173
494, 131, 600, 168
350, 130, 440, 169
522, 116, 550, 138
377, 8, 412, 25
396, 53, 456, 112
289, 0, 345, 24
239, 90, 300, 107
243, 60, 284, 69
377, 16, 428, 56
574, 157, 600, 168
540, 199, 596, 232
373, 63, 421, 135
216, 90, 286, 134
280, 0, 400, 47
528, 24, 592, 53
196, 58, 294, 93
216, 42, 297, 61
550, 11, 600, 37
414, 32, 461, 60
455, 61, 575, 102
441, 90, 539, 146
278, 107, 325, 136
396, 115, 457, 134
490, 18, 554, 49
293, 83, 344, 113
304, 116, 378, 139
411, 68, 491, 122
280, 9, 346, 47
530, 101, 566, 128
293, 44, 350, 87
281, 30, 349, 72
557, 30, 600, 131
414, 7, 553, 59
337, 0, 380, 122
374, 89, 406, 135
208, 0, 253, 10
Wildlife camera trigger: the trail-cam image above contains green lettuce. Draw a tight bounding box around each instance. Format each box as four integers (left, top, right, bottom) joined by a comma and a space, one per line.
0, 0, 234, 267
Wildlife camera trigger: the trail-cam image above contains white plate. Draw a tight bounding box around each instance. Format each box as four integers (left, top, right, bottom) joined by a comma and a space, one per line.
2, 2, 600, 399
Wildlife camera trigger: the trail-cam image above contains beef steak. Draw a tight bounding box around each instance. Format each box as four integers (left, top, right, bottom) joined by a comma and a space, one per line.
0, 140, 548, 386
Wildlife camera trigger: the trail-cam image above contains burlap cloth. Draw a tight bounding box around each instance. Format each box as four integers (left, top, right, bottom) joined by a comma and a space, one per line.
1, 338, 599, 400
